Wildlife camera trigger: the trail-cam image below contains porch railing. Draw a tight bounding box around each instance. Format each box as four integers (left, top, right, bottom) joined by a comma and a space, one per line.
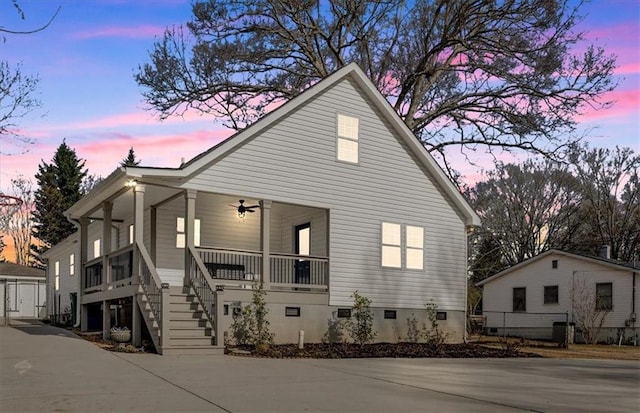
188, 246, 217, 327
109, 245, 133, 283
137, 242, 163, 326
196, 247, 262, 286
84, 259, 102, 291
270, 253, 328, 290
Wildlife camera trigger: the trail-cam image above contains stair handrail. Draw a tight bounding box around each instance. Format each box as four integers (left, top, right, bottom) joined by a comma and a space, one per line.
188, 245, 218, 327
137, 240, 164, 324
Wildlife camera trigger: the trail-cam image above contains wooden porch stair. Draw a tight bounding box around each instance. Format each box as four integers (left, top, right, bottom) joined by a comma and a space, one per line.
137, 286, 224, 355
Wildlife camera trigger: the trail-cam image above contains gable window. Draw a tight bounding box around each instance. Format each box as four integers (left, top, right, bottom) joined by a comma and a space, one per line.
176, 217, 201, 248
336, 114, 359, 163
544, 285, 558, 304
552, 259, 558, 269
93, 239, 101, 259
69, 254, 75, 276
513, 287, 526, 312
596, 282, 613, 311
381, 223, 401, 268
54, 261, 60, 291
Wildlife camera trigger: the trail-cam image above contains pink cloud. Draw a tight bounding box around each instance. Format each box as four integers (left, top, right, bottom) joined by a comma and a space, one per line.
578, 88, 640, 122
71, 25, 166, 40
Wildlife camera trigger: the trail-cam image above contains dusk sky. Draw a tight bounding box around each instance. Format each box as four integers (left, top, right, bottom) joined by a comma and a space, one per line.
1, 0, 639, 197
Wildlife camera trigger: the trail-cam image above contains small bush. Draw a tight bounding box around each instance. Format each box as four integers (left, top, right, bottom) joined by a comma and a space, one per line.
406, 313, 420, 343
230, 281, 274, 349
422, 301, 449, 355
323, 315, 346, 344
346, 291, 377, 346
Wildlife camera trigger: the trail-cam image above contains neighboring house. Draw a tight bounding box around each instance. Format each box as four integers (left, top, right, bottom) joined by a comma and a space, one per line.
56, 63, 480, 354
0, 262, 46, 325
477, 249, 639, 344
43, 232, 81, 326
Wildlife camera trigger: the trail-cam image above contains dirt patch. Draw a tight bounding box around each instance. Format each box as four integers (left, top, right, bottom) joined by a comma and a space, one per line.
227, 342, 542, 358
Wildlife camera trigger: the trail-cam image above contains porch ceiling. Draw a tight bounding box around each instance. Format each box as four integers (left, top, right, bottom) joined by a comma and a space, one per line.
89, 186, 182, 221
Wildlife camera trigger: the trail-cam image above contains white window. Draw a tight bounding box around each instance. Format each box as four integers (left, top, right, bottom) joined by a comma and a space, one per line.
54, 261, 60, 291
129, 224, 134, 244
381, 223, 425, 270
93, 239, 101, 259
69, 254, 75, 276
381, 223, 401, 268
176, 217, 201, 248
406, 226, 424, 270
337, 114, 359, 163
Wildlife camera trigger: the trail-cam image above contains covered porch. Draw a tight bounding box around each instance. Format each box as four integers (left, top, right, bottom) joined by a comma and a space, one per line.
71, 175, 329, 353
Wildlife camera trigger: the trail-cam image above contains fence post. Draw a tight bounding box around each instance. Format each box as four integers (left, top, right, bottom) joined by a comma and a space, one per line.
502, 311, 506, 339
214, 288, 225, 346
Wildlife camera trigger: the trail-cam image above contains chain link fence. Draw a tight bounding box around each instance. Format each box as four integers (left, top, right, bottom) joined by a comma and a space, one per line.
481, 311, 572, 345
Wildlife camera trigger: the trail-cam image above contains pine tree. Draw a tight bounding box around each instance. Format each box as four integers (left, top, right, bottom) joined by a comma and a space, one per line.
120, 147, 141, 167
32, 141, 87, 262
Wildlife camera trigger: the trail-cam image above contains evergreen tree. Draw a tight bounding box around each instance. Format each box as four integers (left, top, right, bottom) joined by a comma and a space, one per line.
32, 141, 87, 262
120, 147, 141, 167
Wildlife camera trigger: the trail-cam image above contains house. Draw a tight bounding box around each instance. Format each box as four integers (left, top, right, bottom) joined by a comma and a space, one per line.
477, 249, 639, 345
57, 63, 480, 354
43, 232, 81, 326
0, 262, 46, 325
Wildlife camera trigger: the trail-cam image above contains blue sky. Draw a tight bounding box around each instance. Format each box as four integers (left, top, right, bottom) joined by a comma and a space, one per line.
1, 0, 639, 195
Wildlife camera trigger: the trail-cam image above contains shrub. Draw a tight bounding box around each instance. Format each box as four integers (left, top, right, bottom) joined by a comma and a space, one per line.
230, 280, 274, 349
422, 301, 449, 355
323, 315, 346, 344
406, 313, 420, 343
346, 291, 377, 346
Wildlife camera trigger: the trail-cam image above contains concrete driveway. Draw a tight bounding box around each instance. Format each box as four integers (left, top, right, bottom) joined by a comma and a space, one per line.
1, 323, 638, 412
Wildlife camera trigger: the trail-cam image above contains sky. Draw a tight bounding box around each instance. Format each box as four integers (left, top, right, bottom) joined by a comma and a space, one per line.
0, 0, 639, 198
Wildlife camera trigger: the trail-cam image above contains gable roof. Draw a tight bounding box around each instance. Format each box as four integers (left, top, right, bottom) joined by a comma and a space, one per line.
70, 63, 480, 226
0, 262, 45, 278
476, 249, 639, 287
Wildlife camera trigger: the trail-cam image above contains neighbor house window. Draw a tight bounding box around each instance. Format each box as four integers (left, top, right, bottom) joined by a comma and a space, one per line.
544, 285, 558, 304
176, 217, 201, 248
129, 224, 134, 244
54, 261, 60, 291
513, 287, 526, 312
381, 222, 401, 268
336, 114, 359, 163
405, 226, 424, 270
93, 239, 101, 259
552, 259, 558, 269
69, 254, 75, 276
596, 282, 613, 311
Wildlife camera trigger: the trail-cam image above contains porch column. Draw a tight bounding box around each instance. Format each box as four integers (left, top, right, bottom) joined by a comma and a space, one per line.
260, 200, 272, 289
132, 184, 145, 346
102, 300, 111, 340
184, 189, 197, 286
150, 206, 157, 263
78, 217, 89, 331
132, 184, 146, 282
101, 201, 112, 290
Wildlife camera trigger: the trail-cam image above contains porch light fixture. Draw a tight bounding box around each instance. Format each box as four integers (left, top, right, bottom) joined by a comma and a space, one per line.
125, 179, 137, 188
238, 209, 246, 219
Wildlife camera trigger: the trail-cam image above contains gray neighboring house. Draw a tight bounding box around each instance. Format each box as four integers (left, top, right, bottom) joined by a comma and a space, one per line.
43, 232, 81, 326
477, 249, 639, 345
53, 63, 480, 355
0, 262, 46, 325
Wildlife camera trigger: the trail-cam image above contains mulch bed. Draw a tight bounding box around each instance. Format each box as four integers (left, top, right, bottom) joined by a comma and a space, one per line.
227, 342, 542, 358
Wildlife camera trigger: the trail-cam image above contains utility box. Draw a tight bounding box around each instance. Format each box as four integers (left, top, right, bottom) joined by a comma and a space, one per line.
552, 322, 575, 344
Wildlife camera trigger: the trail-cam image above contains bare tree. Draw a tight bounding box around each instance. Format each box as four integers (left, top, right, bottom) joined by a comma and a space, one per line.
570, 277, 610, 345
0, 61, 40, 154
1, 1, 60, 155
136, 0, 616, 180
568, 145, 640, 262
467, 158, 583, 266
1, 176, 35, 266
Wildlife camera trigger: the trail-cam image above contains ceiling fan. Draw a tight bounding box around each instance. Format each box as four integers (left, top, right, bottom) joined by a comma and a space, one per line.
231, 199, 259, 218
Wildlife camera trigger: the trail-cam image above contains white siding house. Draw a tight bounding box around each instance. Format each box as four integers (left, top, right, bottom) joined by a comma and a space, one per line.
56, 63, 480, 354
477, 249, 639, 344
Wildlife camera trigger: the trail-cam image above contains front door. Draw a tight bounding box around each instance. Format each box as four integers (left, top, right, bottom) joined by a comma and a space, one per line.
294, 223, 311, 284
